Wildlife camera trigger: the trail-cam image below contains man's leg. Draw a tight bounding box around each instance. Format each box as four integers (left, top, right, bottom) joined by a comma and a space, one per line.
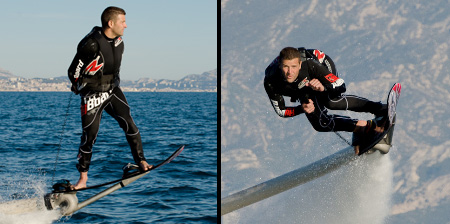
105, 88, 153, 171
304, 96, 358, 132
356, 117, 386, 133
325, 94, 387, 116
72, 94, 108, 190
324, 94, 387, 132
305, 96, 385, 133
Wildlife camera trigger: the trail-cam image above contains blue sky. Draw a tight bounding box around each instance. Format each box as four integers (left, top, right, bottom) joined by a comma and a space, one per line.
0, 0, 217, 80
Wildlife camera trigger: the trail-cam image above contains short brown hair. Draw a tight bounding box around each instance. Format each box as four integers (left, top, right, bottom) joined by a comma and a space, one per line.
279, 47, 301, 61
101, 6, 126, 29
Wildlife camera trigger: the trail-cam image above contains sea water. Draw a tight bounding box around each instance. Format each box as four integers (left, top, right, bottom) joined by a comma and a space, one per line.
0, 92, 217, 224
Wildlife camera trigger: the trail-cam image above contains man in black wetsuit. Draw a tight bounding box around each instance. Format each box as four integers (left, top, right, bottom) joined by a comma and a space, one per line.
264, 47, 387, 151
68, 6, 152, 190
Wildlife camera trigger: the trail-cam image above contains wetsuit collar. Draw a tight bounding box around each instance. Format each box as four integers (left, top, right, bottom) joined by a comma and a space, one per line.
101, 29, 116, 41
94, 26, 119, 41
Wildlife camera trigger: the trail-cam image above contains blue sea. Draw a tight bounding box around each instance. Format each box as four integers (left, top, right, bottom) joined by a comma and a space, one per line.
0, 91, 217, 224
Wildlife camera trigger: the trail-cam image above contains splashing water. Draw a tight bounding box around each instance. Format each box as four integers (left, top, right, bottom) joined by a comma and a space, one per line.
0, 170, 62, 224
223, 152, 394, 224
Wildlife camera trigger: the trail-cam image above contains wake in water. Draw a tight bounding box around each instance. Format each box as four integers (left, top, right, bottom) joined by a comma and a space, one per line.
223, 151, 394, 224
0, 171, 62, 224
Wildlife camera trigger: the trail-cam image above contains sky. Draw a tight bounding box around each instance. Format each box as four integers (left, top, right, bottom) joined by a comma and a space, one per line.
0, 0, 217, 80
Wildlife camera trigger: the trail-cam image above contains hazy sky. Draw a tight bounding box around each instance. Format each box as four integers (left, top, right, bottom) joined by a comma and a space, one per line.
0, 0, 217, 80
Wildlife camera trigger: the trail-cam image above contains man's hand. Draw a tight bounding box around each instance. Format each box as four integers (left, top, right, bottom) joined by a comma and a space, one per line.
71, 85, 80, 95
302, 99, 315, 114
306, 78, 325, 92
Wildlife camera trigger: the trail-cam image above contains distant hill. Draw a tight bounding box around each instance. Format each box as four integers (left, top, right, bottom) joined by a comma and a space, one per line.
0, 69, 15, 80
121, 69, 217, 92
0, 69, 216, 92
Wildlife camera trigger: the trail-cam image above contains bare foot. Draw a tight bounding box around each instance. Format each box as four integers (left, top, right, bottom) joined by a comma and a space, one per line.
371, 117, 387, 133
354, 119, 385, 133
354, 145, 360, 155
354, 120, 368, 133
373, 125, 385, 133
71, 171, 88, 190
139, 161, 153, 171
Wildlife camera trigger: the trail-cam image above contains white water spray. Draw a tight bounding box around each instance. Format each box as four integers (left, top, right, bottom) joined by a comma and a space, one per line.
223, 151, 394, 224
0, 172, 62, 224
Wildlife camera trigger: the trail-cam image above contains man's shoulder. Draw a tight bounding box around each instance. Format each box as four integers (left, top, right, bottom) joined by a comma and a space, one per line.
304, 58, 324, 69
304, 48, 327, 62
265, 64, 281, 82
79, 27, 102, 42
297, 59, 325, 79
265, 56, 280, 76
78, 38, 99, 57
77, 27, 102, 56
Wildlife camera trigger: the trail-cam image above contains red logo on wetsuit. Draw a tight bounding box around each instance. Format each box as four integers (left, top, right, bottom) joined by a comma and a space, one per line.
284, 108, 296, 117
313, 49, 325, 63
325, 73, 339, 83
84, 56, 103, 76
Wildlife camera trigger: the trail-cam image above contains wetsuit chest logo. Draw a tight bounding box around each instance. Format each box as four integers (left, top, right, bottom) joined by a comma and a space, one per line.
298, 77, 309, 89
115, 37, 123, 47
84, 56, 104, 76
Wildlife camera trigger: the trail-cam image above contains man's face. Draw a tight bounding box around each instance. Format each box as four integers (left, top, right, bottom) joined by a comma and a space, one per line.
110, 14, 127, 37
281, 58, 302, 83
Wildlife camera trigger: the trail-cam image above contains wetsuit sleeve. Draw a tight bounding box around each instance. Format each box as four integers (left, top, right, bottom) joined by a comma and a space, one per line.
308, 60, 346, 96
264, 62, 304, 118
68, 38, 99, 88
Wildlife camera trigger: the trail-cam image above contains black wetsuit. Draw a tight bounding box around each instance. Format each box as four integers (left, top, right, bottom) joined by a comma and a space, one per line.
68, 26, 146, 172
264, 48, 385, 132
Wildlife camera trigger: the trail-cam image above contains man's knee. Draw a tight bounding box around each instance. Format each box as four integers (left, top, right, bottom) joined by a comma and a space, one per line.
126, 123, 139, 135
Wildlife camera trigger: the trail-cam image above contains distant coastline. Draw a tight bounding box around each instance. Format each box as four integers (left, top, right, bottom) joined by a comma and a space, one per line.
0, 69, 217, 92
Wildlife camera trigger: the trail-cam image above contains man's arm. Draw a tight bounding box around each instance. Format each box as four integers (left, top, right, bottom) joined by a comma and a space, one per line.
67, 38, 99, 94
308, 60, 346, 95
264, 73, 304, 118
